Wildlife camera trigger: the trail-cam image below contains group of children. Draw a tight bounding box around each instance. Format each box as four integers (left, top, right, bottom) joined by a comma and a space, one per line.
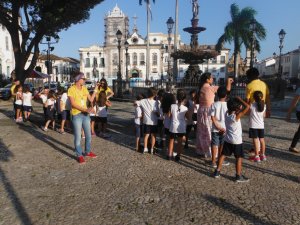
134, 86, 267, 183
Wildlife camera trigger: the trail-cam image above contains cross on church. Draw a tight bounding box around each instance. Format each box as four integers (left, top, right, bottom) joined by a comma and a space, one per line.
132, 14, 138, 32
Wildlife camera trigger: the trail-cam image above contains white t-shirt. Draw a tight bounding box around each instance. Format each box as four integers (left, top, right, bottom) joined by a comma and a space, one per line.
224, 112, 242, 145
97, 106, 108, 118
61, 93, 71, 111
90, 105, 97, 117
139, 98, 159, 125
40, 94, 48, 105
47, 99, 56, 110
249, 103, 266, 129
15, 92, 22, 105
169, 104, 188, 134
210, 101, 227, 132
22, 92, 32, 106
134, 106, 142, 125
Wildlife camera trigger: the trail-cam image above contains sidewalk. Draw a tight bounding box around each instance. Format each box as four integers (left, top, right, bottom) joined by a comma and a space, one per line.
0, 100, 299, 225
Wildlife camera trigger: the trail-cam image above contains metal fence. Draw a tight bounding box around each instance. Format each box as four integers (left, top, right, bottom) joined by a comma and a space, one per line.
112, 79, 246, 100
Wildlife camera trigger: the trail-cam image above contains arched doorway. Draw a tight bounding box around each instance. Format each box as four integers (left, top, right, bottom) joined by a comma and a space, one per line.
131, 68, 140, 78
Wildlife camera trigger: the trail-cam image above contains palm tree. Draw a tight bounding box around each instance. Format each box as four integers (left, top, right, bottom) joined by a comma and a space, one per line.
216, 3, 266, 78
139, 0, 155, 81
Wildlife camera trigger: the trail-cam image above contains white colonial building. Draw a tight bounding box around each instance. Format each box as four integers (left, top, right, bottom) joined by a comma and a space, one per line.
0, 24, 15, 78
79, 4, 230, 84
255, 46, 300, 79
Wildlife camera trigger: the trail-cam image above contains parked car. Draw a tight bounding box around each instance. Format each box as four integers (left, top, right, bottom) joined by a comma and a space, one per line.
0, 84, 12, 100
85, 80, 94, 90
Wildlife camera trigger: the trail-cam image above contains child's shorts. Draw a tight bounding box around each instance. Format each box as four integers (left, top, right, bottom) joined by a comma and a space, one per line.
90, 116, 97, 122
135, 124, 143, 138
143, 124, 157, 134
211, 132, 225, 146
222, 141, 244, 158
157, 119, 163, 128
97, 117, 107, 124
169, 132, 185, 139
23, 105, 32, 112
249, 128, 264, 138
15, 104, 22, 110
61, 110, 70, 121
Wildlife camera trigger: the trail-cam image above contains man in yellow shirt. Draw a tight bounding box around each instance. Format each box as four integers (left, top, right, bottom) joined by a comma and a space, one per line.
68, 72, 98, 164
10, 79, 20, 119
246, 68, 271, 118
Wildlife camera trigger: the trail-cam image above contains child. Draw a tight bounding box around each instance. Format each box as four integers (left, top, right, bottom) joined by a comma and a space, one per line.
14, 85, 23, 123
22, 85, 33, 122
185, 89, 199, 149
168, 89, 189, 161
38, 87, 49, 123
139, 87, 159, 154
213, 97, 250, 183
210, 87, 230, 168
156, 89, 165, 148
249, 91, 266, 162
97, 91, 112, 138
90, 97, 98, 136
58, 89, 71, 134
134, 94, 144, 151
41, 90, 56, 131
161, 92, 176, 157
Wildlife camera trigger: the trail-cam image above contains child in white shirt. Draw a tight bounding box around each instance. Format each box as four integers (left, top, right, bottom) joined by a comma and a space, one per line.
41, 90, 56, 131
134, 94, 144, 151
22, 85, 33, 122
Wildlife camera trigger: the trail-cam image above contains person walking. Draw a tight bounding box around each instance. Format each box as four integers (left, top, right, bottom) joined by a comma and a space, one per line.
286, 87, 300, 153
68, 72, 98, 164
22, 85, 33, 122
196, 73, 233, 158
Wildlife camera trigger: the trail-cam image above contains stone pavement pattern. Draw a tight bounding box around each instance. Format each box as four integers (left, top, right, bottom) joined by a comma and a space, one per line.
0, 100, 300, 225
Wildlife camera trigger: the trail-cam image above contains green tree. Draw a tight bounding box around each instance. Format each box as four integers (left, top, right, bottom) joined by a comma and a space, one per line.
0, 0, 104, 83
216, 3, 266, 78
139, 0, 155, 81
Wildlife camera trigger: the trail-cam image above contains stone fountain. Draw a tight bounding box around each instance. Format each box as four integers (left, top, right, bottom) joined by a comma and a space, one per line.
172, 0, 218, 83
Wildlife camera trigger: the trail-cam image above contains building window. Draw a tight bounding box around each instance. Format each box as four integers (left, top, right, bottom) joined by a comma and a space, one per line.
113, 53, 118, 65
152, 53, 158, 66
86, 72, 90, 79
113, 23, 118, 32
220, 56, 226, 63
7, 66, 10, 77
5, 36, 9, 50
127, 54, 131, 65
85, 58, 90, 68
100, 58, 105, 67
133, 52, 137, 65
139, 53, 145, 65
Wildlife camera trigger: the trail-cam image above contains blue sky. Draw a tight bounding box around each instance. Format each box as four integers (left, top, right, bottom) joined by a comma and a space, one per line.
51, 0, 300, 60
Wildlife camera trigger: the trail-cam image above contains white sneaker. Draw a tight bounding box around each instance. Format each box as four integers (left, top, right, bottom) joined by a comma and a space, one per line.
143, 148, 148, 154
41, 126, 48, 132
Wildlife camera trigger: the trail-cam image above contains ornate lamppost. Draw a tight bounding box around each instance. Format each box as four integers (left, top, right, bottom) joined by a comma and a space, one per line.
160, 44, 165, 83
166, 17, 174, 82
41, 36, 59, 84
278, 29, 286, 78
116, 30, 123, 98
249, 19, 256, 69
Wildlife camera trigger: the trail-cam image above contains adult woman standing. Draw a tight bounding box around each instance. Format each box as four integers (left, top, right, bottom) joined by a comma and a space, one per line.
98, 78, 114, 100
196, 73, 233, 158
68, 72, 98, 164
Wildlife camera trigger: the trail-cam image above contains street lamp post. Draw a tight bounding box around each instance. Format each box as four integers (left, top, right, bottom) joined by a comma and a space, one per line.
249, 19, 256, 69
124, 40, 129, 91
41, 36, 59, 84
166, 17, 174, 83
160, 44, 165, 84
278, 29, 286, 78
116, 30, 123, 98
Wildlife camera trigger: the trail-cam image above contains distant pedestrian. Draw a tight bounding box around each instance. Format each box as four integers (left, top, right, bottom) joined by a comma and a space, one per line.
58, 89, 71, 134
213, 97, 250, 182
68, 72, 98, 164
22, 85, 33, 122
249, 91, 267, 162
167, 89, 189, 161
14, 84, 23, 123
139, 87, 159, 154
286, 87, 300, 153
38, 87, 49, 123
41, 90, 56, 131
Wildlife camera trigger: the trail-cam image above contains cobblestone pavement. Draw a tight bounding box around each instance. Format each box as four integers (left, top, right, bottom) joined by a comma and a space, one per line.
0, 99, 299, 225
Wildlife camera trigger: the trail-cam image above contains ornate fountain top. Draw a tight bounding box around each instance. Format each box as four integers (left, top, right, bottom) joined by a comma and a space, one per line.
192, 0, 199, 19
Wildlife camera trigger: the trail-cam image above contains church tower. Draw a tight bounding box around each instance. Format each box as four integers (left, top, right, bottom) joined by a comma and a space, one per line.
104, 4, 129, 46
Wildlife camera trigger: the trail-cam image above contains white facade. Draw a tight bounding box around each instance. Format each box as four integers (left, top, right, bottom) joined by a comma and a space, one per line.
0, 24, 15, 78
79, 5, 230, 84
